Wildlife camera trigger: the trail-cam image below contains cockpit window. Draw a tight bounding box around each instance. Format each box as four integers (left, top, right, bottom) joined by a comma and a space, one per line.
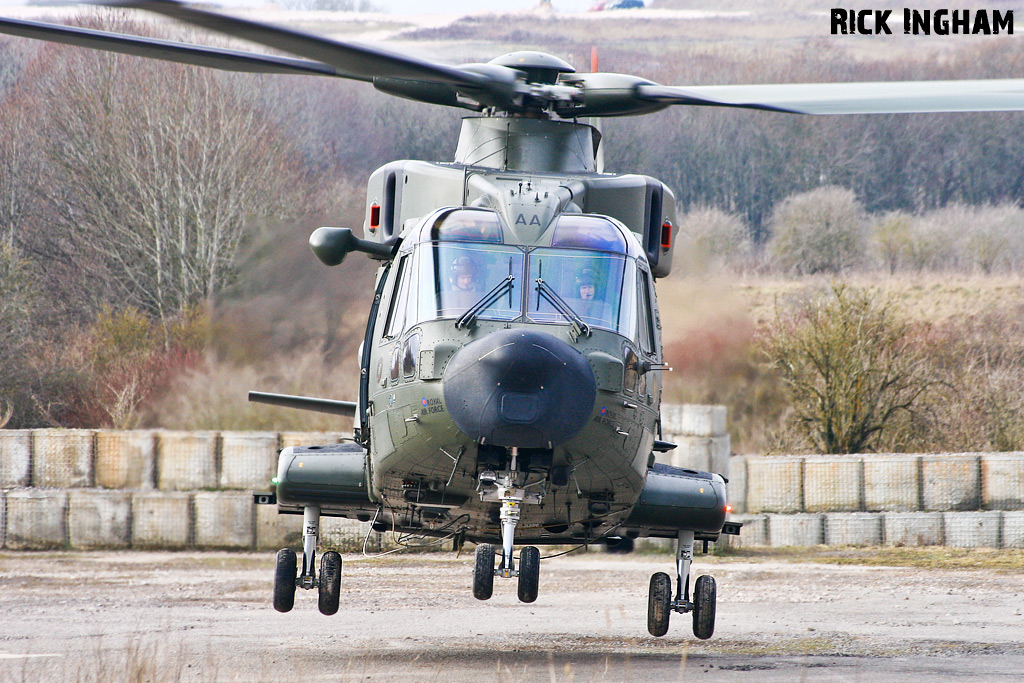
550, 215, 628, 253
416, 243, 524, 322
527, 249, 633, 333
430, 208, 504, 243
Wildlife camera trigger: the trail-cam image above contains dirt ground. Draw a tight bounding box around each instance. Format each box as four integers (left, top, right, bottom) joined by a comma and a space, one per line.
1, 549, 1022, 682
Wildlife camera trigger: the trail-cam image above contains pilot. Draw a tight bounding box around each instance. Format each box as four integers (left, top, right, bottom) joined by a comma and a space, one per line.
574, 268, 613, 326
452, 256, 480, 291
577, 268, 598, 301
445, 255, 481, 312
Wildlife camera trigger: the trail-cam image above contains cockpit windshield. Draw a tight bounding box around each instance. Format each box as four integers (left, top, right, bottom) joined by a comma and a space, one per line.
395, 209, 641, 338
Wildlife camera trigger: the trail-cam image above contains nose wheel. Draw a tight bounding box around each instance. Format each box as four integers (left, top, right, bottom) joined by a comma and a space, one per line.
646, 530, 717, 639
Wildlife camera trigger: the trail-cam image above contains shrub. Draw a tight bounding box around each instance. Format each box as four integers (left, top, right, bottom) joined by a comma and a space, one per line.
763, 283, 933, 454
768, 187, 867, 275
677, 206, 753, 273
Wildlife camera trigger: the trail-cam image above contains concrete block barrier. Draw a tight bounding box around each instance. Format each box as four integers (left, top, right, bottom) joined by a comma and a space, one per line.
863, 454, 919, 512
824, 512, 883, 546
220, 432, 278, 490
256, 504, 300, 550
5, 489, 68, 549
746, 457, 803, 513
943, 511, 1001, 548
769, 513, 823, 547
132, 492, 192, 548
156, 431, 217, 491
883, 512, 945, 547
727, 456, 747, 514
194, 491, 254, 549
32, 429, 94, 488
922, 455, 981, 511
69, 490, 131, 549
1001, 512, 1024, 549
981, 453, 1024, 510
279, 432, 346, 449
0, 430, 32, 488
662, 404, 727, 438
669, 435, 730, 474
804, 456, 863, 512
95, 430, 155, 490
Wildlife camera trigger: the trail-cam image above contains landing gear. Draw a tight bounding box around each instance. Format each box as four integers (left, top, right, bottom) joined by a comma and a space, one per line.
474, 447, 546, 602
646, 530, 717, 639
473, 543, 495, 600
273, 504, 344, 615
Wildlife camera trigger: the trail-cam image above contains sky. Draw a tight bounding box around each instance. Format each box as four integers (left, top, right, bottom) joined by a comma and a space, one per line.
0, 0, 600, 13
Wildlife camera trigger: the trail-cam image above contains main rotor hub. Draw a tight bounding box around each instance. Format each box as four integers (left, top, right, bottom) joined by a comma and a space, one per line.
489, 51, 575, 85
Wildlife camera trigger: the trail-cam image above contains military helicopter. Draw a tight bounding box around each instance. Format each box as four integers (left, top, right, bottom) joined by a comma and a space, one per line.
4, 1, 1024, 641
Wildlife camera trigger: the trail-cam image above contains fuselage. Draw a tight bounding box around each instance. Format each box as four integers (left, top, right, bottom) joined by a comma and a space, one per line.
354, 116, 679, 543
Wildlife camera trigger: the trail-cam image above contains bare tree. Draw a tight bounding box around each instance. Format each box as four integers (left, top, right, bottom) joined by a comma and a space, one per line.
16, 30, 305, 338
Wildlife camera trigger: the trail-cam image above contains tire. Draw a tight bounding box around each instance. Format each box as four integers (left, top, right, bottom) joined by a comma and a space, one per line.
318, 551, 342, 616
605, 537, 635, 554
692, 574, 717, 640
647, 572, 672, 637
273, 548, 297, 613
517, 546, 540, 603
473, 544, 495, 600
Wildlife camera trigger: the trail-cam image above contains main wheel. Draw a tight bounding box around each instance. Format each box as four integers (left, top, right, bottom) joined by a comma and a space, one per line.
273, 548, 297, 613
517, 546, 540, 603
605, 537, 635, 554
692, 574, 717, 640
473, 544, 495, 600
318, 551, 342, 616
647, 572, 672, 637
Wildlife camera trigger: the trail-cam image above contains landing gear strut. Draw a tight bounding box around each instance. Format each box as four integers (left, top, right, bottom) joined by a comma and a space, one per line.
647, 530, 717, 639
473, 448, 544, 603
273, 504, 343, 616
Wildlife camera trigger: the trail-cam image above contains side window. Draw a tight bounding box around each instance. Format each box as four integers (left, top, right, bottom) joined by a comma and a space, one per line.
637, 269, 656, 355
384, 255, 411, 339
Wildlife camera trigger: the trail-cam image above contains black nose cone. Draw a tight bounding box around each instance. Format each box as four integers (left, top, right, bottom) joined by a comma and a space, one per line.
442, 329, 597, 449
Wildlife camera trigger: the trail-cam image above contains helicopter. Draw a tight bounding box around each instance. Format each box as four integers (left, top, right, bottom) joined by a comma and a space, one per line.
3, 1, 1024, 641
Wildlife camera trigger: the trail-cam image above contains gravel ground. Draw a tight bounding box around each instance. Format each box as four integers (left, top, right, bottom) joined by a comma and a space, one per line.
1, 550, 1023, 681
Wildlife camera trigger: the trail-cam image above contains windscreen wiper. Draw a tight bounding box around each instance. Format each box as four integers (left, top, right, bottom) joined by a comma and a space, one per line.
534, 278, 591, 341
455, 275, 516, 329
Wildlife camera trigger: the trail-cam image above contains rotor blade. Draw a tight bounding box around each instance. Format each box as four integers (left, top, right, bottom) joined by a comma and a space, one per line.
0, 16, 340, 77
105, 0, 493, 91
248, 391, 357, 417
638, 80, 1024, 115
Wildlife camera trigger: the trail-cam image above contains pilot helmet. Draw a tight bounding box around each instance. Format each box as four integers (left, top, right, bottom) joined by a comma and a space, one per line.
575, 268, 597, 287
450, 256, 478, 284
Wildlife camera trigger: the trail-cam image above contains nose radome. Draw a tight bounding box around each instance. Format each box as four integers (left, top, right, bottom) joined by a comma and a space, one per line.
442, 329, 597, 449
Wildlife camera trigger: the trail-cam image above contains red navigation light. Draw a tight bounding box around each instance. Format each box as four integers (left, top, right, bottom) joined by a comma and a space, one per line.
369, 204, 381, 232
660, 220, 672, 249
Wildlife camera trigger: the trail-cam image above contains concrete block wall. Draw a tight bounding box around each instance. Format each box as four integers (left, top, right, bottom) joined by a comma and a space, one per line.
4, 408, 1024, 552
660, 404, 730, 474
726, 510, 1024, 549
730, 451, 1024, 515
